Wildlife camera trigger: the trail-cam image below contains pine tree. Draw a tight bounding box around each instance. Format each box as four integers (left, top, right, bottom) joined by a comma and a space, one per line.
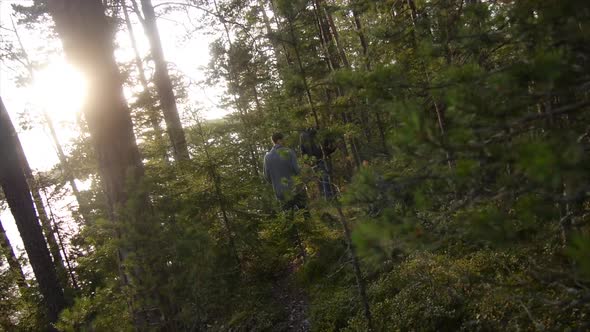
0, 97, 66, 327
130, 0, 191, 162
46, 0, 162, 328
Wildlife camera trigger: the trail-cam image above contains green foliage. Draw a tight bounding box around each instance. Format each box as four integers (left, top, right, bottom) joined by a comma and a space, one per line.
0, 268, 47, 331
516, 141, 559, 184
56, 287, 131, 332
567, 234, 590, 279
4, 0, 590, 330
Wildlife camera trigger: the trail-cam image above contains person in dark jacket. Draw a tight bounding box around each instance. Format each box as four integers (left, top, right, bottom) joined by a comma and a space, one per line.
300, 128, 336, 199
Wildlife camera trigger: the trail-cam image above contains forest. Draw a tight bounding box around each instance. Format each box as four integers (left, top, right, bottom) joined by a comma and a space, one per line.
0, 0, 589, 331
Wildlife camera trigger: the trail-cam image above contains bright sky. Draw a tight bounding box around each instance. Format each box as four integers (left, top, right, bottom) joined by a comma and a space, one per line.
0, 1, 228, 258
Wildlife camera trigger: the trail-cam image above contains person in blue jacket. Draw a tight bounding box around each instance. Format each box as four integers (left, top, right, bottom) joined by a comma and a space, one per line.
263, 132, 309, 259
263, 132, 309, 216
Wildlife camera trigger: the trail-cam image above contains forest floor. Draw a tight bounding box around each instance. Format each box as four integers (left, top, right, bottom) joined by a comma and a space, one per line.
271, 260, 311, 332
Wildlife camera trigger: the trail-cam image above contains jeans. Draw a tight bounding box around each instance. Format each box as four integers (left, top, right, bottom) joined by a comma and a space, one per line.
280, 191, 309, 259
281, 191, 311, 221
314, 160, 334, 200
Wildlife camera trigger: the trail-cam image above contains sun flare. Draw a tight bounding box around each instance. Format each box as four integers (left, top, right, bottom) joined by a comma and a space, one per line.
32, 59, 87, 120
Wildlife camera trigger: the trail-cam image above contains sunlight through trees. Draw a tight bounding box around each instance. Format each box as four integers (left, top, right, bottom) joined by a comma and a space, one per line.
0, 0, 589, 330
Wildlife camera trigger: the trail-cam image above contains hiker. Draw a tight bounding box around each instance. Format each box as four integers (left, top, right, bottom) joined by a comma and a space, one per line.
263, 132, 309, 216
299, 128, 336, 199
264, 132, 309, 259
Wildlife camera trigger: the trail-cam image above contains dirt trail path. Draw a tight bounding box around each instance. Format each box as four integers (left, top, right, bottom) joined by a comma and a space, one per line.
271, 264, 311, 332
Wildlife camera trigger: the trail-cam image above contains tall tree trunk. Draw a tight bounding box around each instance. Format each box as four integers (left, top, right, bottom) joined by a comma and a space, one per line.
407, 0, 419, 26
268, 0, 320, 127
311, 0, 362, 166
213, 0, 262, 177
312, 0, 340, 70
321, 1, 350, 68
47, 0, 161, 328
324, 4, 365, 164
268, 0, 296, 68
350, 4, 389, 155
405, 0, 452, 167
0, 218, 27, 290
122, 0, 169, 163
0, 97, 66, 326
351, 6, 371, 71
41, 186, 80, 291
261, 0, 319, 128
47, 0, 145, 223
287, 16, 321, 129
43, 112, 91, 224
260, 0, 293, 70
14, 133, 70, 289
135, 0, 190, 162
9, 15, 72, 288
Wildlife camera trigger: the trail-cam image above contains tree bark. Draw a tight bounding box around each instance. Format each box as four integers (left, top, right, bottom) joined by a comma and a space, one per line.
260, 0, 293, 70
267, 0, 320, 128
350, 4, 390, 155
351, 6, 371, 70
407, 0, 419, 26
405, 0, 452, 167
43, 112, 91, 224
121, 0, 169, 163
41, 186, 80, 291
312, 0, 339, 71
14, 131, 70, 289
9, 14, 72, 288
311, 0, 362, 166
287, 16, 321, 129
0, 97, 66, 326
47, 0, 160, 328
321, 1, 349, 68
136, 0, 190, 162
48, 0, 145, 229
